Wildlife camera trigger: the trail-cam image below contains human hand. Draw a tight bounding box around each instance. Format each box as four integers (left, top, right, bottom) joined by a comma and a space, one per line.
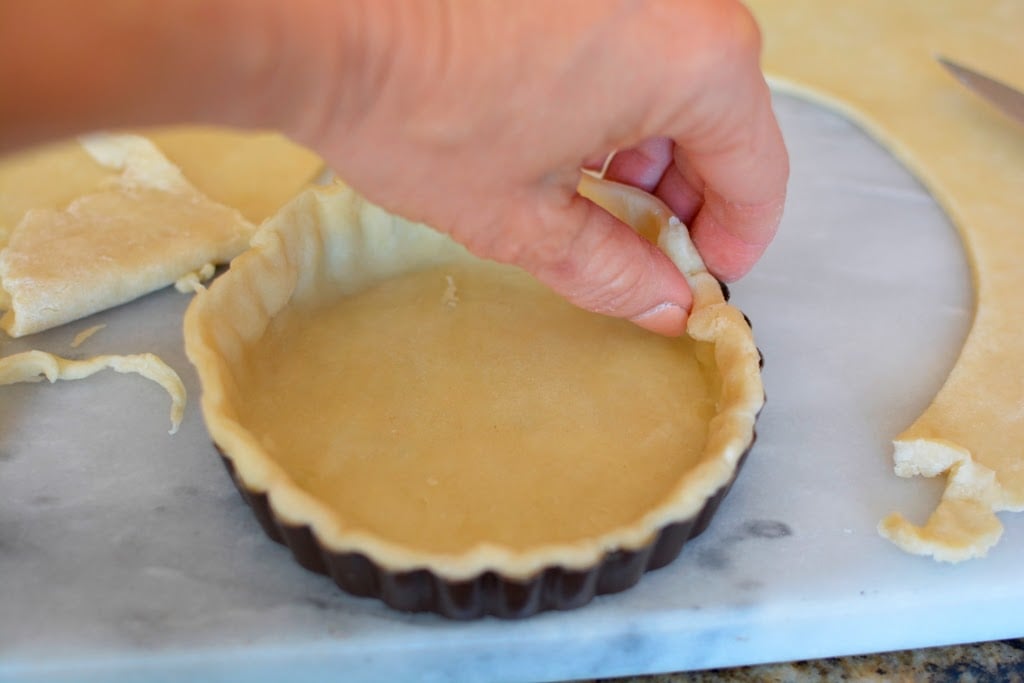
286, 0, 788, 335
0, 0, 788, 336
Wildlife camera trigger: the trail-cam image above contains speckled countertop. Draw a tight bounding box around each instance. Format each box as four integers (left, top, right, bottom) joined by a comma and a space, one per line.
581, 640, 1024, 682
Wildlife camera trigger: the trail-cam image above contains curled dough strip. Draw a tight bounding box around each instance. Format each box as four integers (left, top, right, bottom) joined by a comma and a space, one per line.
0, 350, 186, 434
578, 174, 765, 455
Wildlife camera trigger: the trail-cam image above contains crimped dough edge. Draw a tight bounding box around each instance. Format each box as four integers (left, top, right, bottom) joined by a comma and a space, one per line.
184, 182, 764, 582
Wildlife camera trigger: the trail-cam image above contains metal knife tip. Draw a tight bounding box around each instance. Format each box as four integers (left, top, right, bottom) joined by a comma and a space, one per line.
935, 55, 968, 81
932, 54, 1024, 126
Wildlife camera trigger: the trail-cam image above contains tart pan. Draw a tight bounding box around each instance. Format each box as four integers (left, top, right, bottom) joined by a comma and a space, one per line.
213, 293, 762, 619
185, 179, 765, 619
219, 444, 754, 619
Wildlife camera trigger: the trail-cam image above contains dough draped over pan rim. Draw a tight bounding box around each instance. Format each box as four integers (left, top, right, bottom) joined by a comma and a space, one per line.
184, 179, 764, 582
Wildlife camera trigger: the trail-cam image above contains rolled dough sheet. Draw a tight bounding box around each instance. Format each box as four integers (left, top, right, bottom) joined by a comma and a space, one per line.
0, 139, 117, 248
747, 0, 1024, 560
0, 128, 324, 335
142, 127, 324, 224
0, 128, 323, 243
0, 134, 253, 337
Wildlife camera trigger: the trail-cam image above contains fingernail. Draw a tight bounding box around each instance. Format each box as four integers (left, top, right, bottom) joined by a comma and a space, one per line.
629, 302, 688, 337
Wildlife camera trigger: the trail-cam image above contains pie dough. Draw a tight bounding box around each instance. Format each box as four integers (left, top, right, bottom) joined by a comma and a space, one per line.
0, 133, 254, 337
0, 139, 116, 250
746, 0, 1024, 560
69, 324, 105, 348
141, 127, 324, 224
184, 179, 763, 581
0, 128, 324, 336
241, 262, 716, 555
0, 349, 185, 433
0, 128, 322, 243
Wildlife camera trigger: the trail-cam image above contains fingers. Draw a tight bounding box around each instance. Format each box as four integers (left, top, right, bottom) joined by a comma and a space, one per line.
517, 193, 692, 336
652, 159, 705, 227
605, 4, 788, 283
605, 109, 787, 285
674, 68, 789, 281
603, 137, 673, 191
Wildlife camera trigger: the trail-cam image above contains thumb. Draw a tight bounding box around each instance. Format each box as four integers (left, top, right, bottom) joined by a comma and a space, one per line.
519, 195, 692, 336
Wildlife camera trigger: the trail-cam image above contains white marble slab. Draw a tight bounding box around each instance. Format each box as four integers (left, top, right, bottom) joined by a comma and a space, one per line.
2, 93, 1022, 683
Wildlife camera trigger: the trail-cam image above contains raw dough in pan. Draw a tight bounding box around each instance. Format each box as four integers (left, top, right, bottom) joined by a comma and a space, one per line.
184, 178, 764, 582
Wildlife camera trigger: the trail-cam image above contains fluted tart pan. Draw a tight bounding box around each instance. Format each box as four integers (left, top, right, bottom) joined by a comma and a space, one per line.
184, 178, 764, 618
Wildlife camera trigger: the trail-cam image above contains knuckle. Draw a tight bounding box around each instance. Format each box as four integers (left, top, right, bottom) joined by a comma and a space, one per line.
457, 227, 524, 265
702, 1, 763, 72
727, 3, 763, 60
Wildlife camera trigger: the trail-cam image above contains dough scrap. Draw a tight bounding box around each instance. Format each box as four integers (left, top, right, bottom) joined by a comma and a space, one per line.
0, 139, 116, 251
0, 128, 323, 244
0, 134, 254, 337
174, 263, 218, 294
0, 128, 324, 335
70, 324, 106, 349
0, 350, 185, 433
747, 0, 1024, 560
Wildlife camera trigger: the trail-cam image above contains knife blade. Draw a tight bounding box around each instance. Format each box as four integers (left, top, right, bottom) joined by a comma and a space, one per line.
937, 56, 1024, 126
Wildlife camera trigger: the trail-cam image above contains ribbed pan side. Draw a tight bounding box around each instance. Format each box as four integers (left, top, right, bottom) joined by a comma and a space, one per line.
219, 442, 753, 620
218, 288, 761, 619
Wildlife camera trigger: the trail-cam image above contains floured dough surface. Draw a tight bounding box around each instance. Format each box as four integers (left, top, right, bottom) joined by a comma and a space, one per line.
143, 127, 324, 224
0, 129, 322, 243
235, 262, 716, 554
0, 128, 324, 336
0, 134, 253, 337
0, 140, 117, 248
747, 0, 1024, 560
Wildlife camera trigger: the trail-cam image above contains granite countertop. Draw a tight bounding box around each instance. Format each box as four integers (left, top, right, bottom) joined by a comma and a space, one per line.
584, 640, 1024, 682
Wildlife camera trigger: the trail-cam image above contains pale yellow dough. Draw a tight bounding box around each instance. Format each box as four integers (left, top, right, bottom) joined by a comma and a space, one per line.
185, 180, 764, 581
69, 324, 106, 349
0, 140, 116, 249
746, 0, 1024, 560
0, 350, 185, 433
0, 134, 253, 337
0, 128, 323, 243
240, 262, 716, 554
142, 127, 324, 224
0, 128, 324, 336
